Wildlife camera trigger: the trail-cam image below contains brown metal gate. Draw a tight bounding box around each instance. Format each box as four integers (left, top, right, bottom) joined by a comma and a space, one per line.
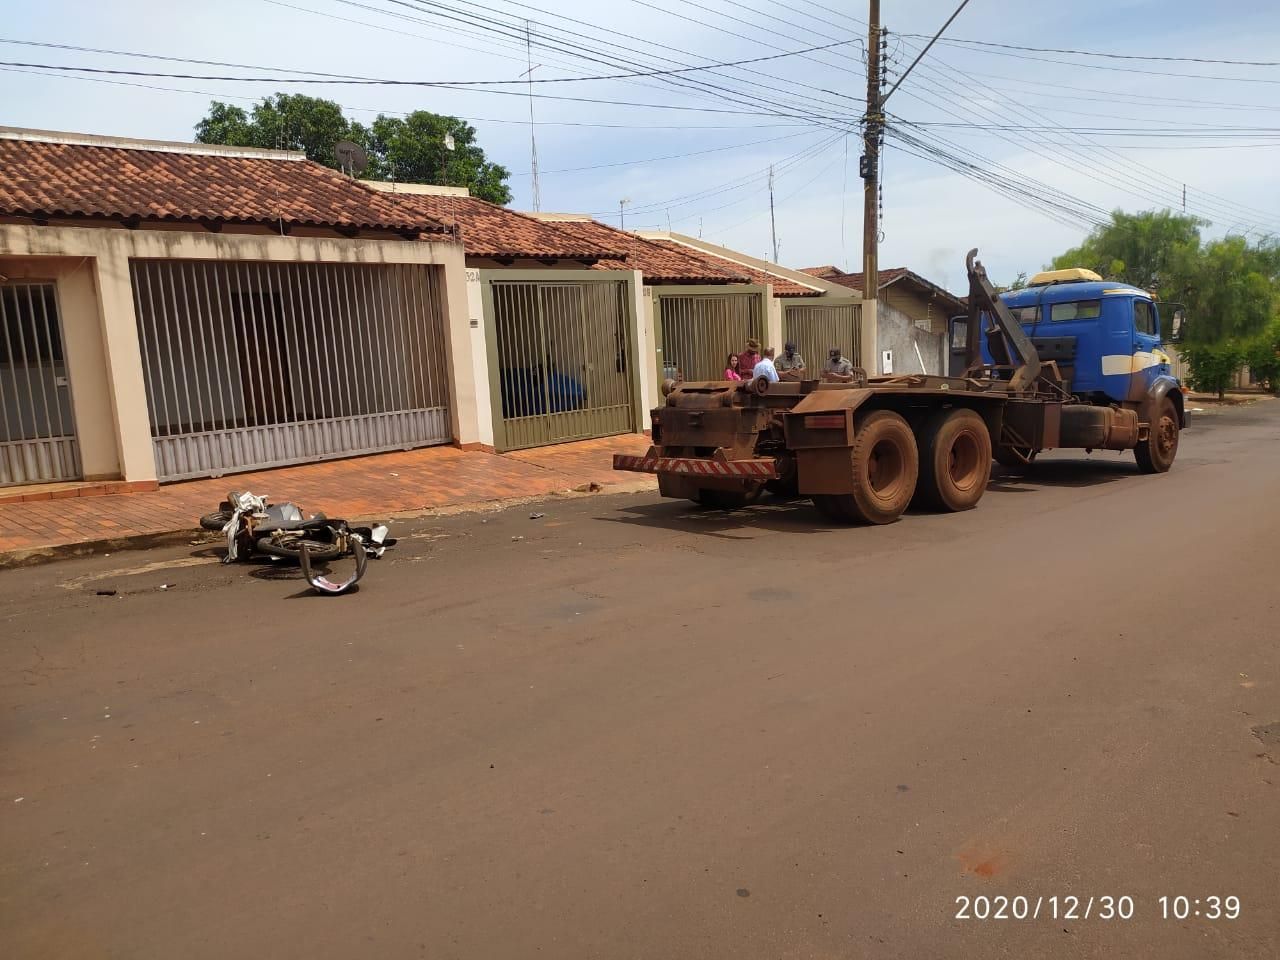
1, 282, 81, 486
653, 287, 765, 383
485, 274, 637, 452
130, 260, 452, 482
783, 300, 863, 372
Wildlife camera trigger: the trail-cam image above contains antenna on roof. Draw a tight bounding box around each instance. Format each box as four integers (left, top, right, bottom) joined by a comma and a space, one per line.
334, 140, 368, 177
521, 21, 542, 211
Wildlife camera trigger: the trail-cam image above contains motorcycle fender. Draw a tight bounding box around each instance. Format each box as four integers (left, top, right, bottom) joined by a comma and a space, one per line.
301, 539, 368, 595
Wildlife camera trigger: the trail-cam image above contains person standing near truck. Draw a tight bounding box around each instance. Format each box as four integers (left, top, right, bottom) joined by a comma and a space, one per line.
775, 342, 806, 380
823, 347, 858, 383
739, 338, 761, 374
753, 347, 780, 383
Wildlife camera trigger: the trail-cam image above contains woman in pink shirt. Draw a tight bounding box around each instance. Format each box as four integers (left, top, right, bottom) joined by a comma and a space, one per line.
723, 353, 743, 380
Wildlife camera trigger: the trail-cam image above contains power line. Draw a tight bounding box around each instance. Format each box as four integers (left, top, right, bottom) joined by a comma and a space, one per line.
0, 64, 812, 129
881, 0, 972, 104
906, 42, 1280, 86
516, 129, 816, 175
908, 35, 1280, 68
0, 36, 860, 86
0, 59, 860, 119
372, 0, 863, 130
886, 32, 1280, 230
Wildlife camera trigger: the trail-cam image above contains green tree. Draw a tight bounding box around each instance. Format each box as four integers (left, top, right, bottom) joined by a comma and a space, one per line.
1052, 209, 1205, 294
1243, 317, 1280, 392
1180, 341, 1246, 400
1183, 235, 1279, 343
195, 95, 511, 204
365, 112, 512, 204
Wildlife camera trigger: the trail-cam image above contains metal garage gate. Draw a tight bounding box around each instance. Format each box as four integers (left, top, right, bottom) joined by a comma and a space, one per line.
1, 282, 82, 486
486, 275, 636, 452
130, 260, 452, 482
783, 299, 863, 372
653, 287, 766, 383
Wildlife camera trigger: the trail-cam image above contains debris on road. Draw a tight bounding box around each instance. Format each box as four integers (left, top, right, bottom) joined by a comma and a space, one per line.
573, 482, 603, 493
511, 535, 524, 542
96, 589, 116, 596
529, 512, 545, 519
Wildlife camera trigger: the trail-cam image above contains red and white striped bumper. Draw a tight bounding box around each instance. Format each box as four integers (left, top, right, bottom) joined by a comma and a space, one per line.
612, 454, 777, 479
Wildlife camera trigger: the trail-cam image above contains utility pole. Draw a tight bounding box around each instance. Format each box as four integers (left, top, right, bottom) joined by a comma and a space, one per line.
1182, 183, 1187, 212
619, 198, 631, 230
768, 164, 779, 263
862, 0, 882, 304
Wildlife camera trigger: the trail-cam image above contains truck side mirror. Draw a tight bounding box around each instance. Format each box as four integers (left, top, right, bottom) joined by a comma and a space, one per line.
1160, 302, 1187, 343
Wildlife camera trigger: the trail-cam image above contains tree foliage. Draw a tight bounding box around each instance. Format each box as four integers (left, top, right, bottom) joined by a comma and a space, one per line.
195, 94, 512, 204
1051, 210, 1280, 346
1180, 341, 1245, 399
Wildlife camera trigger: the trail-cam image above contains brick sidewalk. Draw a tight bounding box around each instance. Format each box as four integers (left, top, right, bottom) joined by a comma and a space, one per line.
0, 434, 653, 557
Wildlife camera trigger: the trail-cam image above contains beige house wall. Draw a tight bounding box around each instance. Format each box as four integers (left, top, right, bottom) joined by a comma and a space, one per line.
0, 223, 472, 482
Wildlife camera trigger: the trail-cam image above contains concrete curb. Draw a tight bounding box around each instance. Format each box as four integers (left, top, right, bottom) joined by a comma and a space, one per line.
0, 477, 658, 570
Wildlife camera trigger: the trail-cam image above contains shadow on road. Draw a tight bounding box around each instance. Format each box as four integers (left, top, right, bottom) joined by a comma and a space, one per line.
599, 493, 842, 537
986, 456, 1138, 494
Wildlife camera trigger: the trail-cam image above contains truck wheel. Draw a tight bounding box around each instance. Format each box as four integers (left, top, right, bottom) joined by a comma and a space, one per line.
915, 408, 991, 512
1135, 397, 1179, 473
812, 410, 918, 524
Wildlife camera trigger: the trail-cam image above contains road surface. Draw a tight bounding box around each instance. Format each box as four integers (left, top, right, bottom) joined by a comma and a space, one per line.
3, 401, 1278, 959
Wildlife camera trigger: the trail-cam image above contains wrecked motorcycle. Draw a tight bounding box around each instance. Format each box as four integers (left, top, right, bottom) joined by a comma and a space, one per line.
199, 492, 393, 593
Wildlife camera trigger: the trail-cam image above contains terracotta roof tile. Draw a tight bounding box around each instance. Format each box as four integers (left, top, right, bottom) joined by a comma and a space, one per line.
376, 193, 625, 260
653, 240, 822, 296
536, 220, 748, 283
0, 136, 450, 234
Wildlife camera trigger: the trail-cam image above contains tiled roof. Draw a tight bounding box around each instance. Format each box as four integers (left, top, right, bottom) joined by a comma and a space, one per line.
376, 193, 626, 261
798, 267, 910, 292
654, 240, 822, 297
543, 219, 748, 283
798, 265, 841, 278
803, 265, 965, 310
0, 135, 451, 234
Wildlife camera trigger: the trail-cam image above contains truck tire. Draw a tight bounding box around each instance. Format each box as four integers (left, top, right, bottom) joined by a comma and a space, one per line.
1135, 396, 1179, 473
915, 408, 991, 512
811, 410, 918, 525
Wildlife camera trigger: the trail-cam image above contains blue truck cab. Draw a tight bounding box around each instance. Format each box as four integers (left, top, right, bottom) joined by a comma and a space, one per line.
949, 267, 1187, 472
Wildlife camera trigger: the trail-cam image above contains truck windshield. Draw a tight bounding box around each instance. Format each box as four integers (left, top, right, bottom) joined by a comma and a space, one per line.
1050, 300, 1102, 322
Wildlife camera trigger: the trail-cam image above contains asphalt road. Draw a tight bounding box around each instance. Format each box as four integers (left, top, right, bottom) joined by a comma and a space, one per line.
3, 401, 1278, 959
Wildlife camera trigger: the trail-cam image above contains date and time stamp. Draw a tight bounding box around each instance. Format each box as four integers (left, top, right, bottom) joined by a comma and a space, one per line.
954, 894, 1243, 922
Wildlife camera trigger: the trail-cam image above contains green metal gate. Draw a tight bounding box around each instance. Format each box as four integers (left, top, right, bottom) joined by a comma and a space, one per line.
483, 272, 638, 452
652, 286, 767, 384
782, 299, 863, 372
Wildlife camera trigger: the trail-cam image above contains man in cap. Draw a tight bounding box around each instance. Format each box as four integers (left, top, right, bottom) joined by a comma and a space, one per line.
822, 347, 861, 383
775, 341, 806, 381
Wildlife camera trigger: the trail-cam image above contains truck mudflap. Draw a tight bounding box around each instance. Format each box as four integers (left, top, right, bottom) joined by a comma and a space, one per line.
612, 453, 778, 479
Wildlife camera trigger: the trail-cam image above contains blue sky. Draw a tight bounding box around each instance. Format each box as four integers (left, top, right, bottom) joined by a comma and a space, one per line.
3, 0, 1278, 291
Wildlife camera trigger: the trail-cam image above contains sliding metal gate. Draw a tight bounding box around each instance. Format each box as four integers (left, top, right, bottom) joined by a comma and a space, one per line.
130, 260, 452, 482
652, 286, 766, 384
782, 299, 863, 372
1, 282, 81, 486
484, 273, 637, 452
